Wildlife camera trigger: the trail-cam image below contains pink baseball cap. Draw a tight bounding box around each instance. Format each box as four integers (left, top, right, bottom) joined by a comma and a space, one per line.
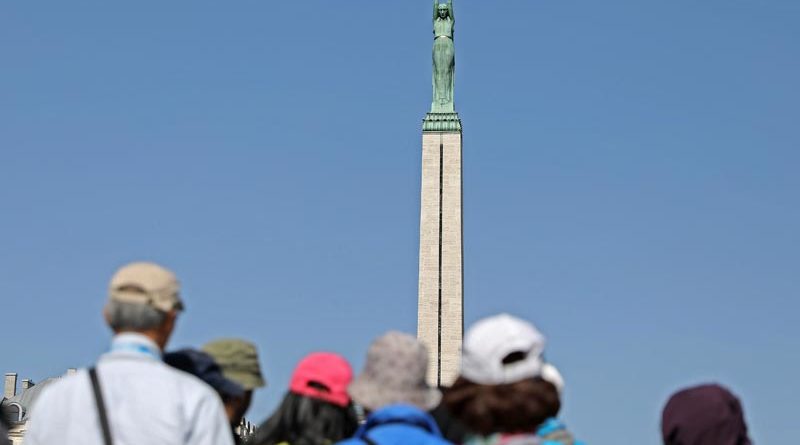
289, 352, 353, 407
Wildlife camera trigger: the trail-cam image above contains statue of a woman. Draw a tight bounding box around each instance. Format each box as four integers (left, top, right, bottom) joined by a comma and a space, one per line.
432, 0, 455, 113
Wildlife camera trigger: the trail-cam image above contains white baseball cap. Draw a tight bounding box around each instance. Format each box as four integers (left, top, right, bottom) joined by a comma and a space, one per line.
460, 314, 546, 385
541, 362, 564, 394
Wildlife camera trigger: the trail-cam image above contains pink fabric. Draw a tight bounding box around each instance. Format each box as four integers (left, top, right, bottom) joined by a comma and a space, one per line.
289, 352, 353, 407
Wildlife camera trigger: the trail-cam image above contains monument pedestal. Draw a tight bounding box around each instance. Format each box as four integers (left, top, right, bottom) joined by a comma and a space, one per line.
418, 113, 463, 387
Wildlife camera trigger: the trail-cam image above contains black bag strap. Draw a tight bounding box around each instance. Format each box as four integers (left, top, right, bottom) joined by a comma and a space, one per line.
89, 367, 114, 445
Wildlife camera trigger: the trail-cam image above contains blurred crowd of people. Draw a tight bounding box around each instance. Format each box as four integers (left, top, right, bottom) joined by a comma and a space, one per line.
3, 262, 753, 445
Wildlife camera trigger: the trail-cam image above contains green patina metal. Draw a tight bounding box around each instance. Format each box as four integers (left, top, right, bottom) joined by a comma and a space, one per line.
431, 0, 455, 113
423, 112, 462, 132
424, 0, 461, 132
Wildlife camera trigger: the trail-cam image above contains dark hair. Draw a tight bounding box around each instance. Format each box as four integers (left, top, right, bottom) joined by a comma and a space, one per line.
442, 376, 560, 436
251, 392, 358, 445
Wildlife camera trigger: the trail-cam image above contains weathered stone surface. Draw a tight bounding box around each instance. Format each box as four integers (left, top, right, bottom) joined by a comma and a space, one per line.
417, 131, 463, 387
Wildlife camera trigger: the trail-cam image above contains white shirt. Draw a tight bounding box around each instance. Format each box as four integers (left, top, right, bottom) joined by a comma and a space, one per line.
24, 333, 234, 445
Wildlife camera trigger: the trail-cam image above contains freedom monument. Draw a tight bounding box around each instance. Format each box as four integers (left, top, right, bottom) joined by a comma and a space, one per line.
417, 0, 463, 387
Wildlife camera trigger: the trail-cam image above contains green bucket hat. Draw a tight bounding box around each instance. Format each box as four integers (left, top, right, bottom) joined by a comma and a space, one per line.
202, 338, 266, 390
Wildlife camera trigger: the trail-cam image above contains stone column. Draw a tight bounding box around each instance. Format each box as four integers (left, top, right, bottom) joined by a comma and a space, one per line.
418, 114, 463, 387
4, 373, 17, 398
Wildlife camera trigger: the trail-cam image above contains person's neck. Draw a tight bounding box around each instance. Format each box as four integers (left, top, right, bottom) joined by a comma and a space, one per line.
114, 329, 167, 351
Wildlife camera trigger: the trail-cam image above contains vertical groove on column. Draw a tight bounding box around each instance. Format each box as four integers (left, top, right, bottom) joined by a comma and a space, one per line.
437, 137, 444, 387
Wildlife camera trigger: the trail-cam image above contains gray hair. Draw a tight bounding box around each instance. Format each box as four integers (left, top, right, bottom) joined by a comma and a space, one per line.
106, 300, 168, 331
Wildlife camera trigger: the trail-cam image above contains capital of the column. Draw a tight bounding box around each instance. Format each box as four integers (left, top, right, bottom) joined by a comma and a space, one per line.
423, 112, 462, 132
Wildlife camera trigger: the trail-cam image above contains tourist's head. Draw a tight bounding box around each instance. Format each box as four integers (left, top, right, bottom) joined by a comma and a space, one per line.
103, 261, 184, 350
253, 352, 357, 445
661, 384, 752, 445
443, 314, 560, 436
289, 352, 353, 408
164, 348, 246, 424
203, 338, 266, 426
437, 3, 449, 18
348, 331, 441, 412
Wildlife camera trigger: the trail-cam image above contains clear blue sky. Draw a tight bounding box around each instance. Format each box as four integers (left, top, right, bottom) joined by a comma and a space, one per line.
1, 1, 798, 443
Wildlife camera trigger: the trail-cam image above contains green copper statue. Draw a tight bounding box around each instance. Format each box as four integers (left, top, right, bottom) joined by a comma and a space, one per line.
424, 0, 461, 131
432, 0, 455, 113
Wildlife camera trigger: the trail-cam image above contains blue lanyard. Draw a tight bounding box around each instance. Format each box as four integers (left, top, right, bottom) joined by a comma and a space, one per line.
110, 342, 161, 360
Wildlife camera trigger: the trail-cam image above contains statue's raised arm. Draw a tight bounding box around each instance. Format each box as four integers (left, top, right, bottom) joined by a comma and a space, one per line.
448, 0, 454, 25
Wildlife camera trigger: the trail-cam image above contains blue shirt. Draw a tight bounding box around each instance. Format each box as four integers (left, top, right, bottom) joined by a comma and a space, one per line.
338, 404, 453, 445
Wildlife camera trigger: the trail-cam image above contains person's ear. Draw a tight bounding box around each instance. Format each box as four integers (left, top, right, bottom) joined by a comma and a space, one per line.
164, 310, 178, 333
102, 304, 117, 333
158, 309, 179, 348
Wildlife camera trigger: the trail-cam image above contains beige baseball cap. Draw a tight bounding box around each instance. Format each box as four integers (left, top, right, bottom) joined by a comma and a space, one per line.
108, 262, 184, 313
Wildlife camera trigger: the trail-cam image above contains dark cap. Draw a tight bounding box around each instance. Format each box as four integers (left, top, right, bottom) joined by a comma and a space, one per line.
662, 383, 752, 445
164, 349, 245, 399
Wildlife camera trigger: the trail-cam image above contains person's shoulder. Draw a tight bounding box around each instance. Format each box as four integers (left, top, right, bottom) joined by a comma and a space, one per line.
424, 435, 452, 445
402, 428, 451, 445
339, 436, 446, 445
26, 369, 89, 420
427, 434, 453, 445
371, 423, 451, 445
33, 370, 88, 402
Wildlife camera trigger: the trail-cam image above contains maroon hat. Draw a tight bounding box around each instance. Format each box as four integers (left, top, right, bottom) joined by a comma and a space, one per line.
661, 384, 752, 445
289, 352, 352, 407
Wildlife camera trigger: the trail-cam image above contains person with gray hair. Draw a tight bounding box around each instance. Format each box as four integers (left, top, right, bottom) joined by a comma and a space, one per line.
25, 261, 233, 445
